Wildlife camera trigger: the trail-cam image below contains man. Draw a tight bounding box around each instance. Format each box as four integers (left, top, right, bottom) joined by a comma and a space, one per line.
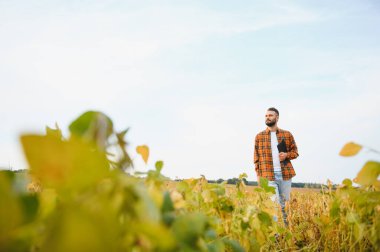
254, 107, 299, 226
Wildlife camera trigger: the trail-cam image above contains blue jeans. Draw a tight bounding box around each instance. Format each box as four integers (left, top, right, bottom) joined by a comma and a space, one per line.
268, 171, 291, 226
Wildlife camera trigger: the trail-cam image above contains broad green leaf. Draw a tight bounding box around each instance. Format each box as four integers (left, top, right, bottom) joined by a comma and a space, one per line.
69, 111, 114, 145
219, 198, 234, 213
240, 220, 249, 230
329, 199, 340, 219
223, 238, 245, 252
161, 191, 174, 213
0, 172, 22, 240
176, 180, 190, 193
258, 211, 272, 226
20, 134, 110, 191
136, 145, 149, 164
155, 161, 164, 172
0, 170, 15, 182
342, 178, 352, 188
207, 241, 225, 252
172, 213, 208, 246
259, 177, 275, 194
19, 194, 39, 223
354, 161, 380, 187
204, 229, 217, 240
339, 142, 362, 156
162, 212, 176, 226
239, 173, 248, 180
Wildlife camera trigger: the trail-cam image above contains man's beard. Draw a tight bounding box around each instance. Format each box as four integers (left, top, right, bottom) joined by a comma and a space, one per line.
265, 120, 276, 127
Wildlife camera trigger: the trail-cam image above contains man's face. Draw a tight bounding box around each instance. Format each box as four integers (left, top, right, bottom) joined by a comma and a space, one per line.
265, 111, 278, 127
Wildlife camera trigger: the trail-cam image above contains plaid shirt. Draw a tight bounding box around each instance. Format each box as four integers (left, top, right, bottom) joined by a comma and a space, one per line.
254, 128, 298, 181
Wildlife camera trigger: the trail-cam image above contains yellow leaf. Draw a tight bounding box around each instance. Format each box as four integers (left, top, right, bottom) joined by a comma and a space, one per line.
136, 145, 149, 164
339, 142, 362, 156
39, 189, 58, 218
354, 161, 380, 187
20, 134, 110, 191
373, 180, 380, 190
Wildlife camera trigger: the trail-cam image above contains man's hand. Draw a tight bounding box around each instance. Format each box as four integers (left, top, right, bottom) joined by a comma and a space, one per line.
279, 152, 288, 161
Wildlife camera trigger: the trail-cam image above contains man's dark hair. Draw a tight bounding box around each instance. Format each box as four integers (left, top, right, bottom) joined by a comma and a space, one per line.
267, 107, 279, 116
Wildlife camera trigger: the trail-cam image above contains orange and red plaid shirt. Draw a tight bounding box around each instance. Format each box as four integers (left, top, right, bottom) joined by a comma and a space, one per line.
254, 128, 298, 181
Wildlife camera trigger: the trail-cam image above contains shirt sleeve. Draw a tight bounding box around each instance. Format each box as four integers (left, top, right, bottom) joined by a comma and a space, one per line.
254, 135, 260, 173
287, 132, 299, 160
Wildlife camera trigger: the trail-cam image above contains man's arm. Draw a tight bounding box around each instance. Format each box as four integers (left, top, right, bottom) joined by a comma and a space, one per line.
286, 132, 299, 160
254, 135, 260, 177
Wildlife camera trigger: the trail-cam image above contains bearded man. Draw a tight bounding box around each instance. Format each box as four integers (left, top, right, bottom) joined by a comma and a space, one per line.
254, 107, 299, 226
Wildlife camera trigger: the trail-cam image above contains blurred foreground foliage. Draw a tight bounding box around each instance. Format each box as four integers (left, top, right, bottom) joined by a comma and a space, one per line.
0, 112, 379, 251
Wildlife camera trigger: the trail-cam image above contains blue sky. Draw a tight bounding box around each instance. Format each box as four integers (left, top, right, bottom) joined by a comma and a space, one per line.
1, 0, 379, 183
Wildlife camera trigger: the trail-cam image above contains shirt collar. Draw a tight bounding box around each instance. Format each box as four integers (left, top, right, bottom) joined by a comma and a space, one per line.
265, 127, 281, 134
